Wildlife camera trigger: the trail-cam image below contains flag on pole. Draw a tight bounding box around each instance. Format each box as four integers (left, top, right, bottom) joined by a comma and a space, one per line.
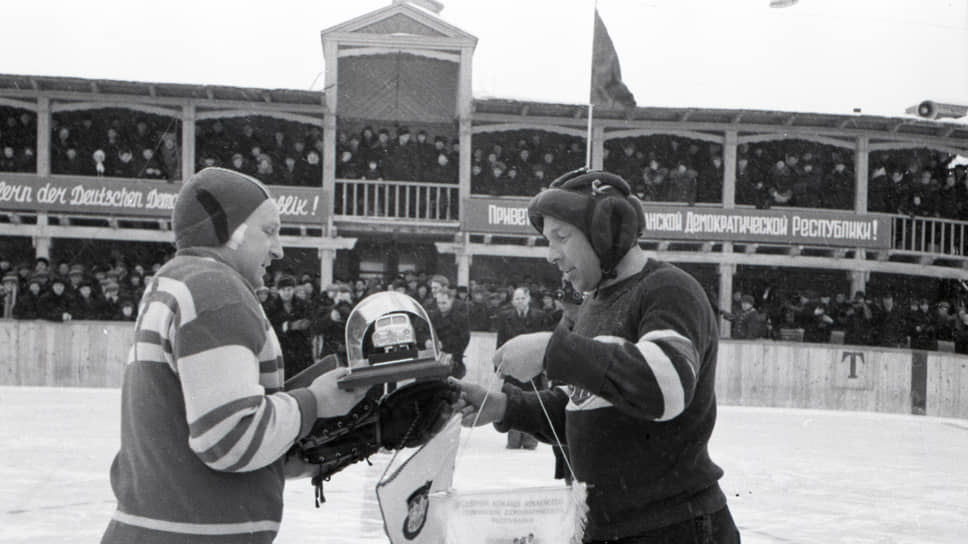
590, 8, 637, 110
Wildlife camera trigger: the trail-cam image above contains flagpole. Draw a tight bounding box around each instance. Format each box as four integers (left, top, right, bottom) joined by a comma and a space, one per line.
585, 0, 597, 169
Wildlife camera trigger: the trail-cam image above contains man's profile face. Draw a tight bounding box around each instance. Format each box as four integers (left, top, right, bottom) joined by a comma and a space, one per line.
227, 200, 283, 289
543, 216, 600, 293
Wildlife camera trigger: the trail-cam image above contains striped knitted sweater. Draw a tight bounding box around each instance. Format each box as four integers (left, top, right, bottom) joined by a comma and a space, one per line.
497, 259, 727, 541
102, 248, 317, 544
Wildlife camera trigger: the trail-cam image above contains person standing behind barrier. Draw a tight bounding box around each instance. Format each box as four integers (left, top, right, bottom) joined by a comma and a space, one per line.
726, 294, 766, 339
494, 286, 548, 450
455, 169, 739, 543
267, 275, 314, 377
102, 167, 367, 543
427, 287, 470, 379
872, 293, 907, 348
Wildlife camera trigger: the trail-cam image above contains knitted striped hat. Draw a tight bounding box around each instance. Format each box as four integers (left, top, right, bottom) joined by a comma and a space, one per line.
173, 167, 272, 250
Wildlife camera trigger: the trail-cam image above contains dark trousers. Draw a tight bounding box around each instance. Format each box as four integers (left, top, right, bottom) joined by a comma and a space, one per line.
592, 507, 740, 544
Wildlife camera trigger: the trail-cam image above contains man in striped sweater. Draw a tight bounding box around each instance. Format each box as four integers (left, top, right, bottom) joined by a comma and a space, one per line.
102, 167, 367, 543
455, 170, 740, 543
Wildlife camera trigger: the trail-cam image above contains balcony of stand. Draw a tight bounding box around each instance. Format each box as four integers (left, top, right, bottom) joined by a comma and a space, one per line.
332, 178, 461, 236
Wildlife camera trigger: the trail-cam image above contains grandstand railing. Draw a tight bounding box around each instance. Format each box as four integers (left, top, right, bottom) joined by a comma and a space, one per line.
892, 214, 968, 256
333, 179, 459, 221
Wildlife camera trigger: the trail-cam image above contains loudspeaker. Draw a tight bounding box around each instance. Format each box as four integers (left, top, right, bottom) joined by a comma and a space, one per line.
915, 100, 968, 120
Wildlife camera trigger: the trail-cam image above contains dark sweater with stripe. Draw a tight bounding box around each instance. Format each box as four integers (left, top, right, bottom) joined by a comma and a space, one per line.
103, 249, 317, 544
497, 259, 726, 541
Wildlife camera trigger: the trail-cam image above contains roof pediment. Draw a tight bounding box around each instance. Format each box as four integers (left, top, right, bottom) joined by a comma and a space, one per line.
321, 3, 476, 46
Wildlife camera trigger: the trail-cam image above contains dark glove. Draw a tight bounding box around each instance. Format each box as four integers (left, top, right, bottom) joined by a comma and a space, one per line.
292, 379, 460, 506
377, 379, 461, 450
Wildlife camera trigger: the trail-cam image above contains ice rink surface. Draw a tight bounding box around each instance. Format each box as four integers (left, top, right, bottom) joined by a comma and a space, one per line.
2, 386, 967, 543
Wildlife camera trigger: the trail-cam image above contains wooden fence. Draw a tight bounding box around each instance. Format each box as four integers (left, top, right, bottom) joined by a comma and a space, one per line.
1, 321, 966, 419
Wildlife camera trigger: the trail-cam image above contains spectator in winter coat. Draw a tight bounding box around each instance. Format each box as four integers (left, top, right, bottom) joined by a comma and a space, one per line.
908, 298, 936, 350
726, 295, 765, 339
12, 276, 43, 319
872, 293, 907, 347
821, 160, 853, 210
466, 288, 493, 332
97, 280, 122, 320
158, 132, 180, 182
68, 280, 100, 320
792, 162, 823, 208
38, 277, 73, 322
666, 162, 697, 204
494, 286, 548, 449
427, 287, 470, 379
267, 275, 314, 378
953, 310, 968, 354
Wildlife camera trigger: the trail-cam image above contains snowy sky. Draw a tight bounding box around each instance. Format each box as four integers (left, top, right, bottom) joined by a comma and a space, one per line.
2, 0, 966, 117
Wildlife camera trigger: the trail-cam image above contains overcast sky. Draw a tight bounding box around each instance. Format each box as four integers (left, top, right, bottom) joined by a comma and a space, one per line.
2, 0, 966, 117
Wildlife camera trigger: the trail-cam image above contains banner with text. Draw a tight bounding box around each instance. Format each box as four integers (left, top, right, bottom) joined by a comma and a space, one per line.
0, 173, 327, 225
463, 197, 891, 249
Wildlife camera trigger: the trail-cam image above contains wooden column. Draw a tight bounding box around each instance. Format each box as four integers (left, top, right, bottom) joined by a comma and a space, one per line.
456, 246, 471, 287
722, 130, 737, 208
181, 104, 196, 181
322, 38, 338, 236
34, 213, 50, 261
718, 262, 734, 338
36, 97, 50, 176
852, 135, 870, 292
854, 135, 869, 214
318, 248, 336, 289
457, 47, 474, 213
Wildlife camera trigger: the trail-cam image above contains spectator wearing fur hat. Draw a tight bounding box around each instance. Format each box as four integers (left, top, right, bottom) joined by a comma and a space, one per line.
158, 131, 181, 182
384, 127, 419, 182
13, 275, 43, 319
822, 159, 853, 210
456, 169, 739, 542
908, 297, 937, 350
135, 147, 166, 180
726, 294, 766, 339
38, 276, 73, 322
69, 279, 101, 320
266, 275, 314, 377
101, 167, 367, 543
666, 161, 698, 205
97, 280, 122, 320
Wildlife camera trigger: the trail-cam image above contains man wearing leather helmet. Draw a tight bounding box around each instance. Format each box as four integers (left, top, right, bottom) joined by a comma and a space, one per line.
454, 168, 739, 543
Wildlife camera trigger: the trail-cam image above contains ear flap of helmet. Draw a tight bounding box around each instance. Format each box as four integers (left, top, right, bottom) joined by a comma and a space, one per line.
588, 194, 642, 278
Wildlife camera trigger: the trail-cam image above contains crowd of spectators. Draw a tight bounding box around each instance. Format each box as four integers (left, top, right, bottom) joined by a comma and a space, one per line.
49, 110, 180, 181
195, 117, 323, 186
1, 255, 156, 322
335, 125, 459, 184
7, 106, 968, 224
867, 149, 968, 220
7, 246, 968, 360
602, 136, 859, 209
722, 286, 968, 354
470, 131, 587, 196
0, 108, 37, 173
